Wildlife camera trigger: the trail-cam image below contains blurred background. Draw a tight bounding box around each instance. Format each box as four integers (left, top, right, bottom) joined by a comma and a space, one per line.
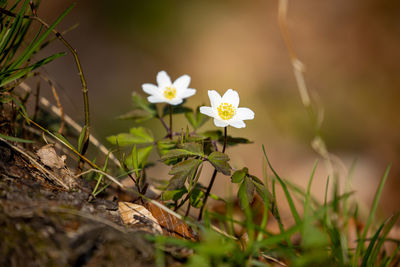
34, 0, 399, 217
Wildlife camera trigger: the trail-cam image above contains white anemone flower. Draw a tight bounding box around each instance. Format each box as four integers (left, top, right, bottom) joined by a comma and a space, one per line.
142, 71, 196, 105
200, 89, 254, 128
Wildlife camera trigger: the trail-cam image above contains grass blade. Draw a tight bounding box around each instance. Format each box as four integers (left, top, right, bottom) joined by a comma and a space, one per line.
262, 145, 301, 225
353, 164, 391, 265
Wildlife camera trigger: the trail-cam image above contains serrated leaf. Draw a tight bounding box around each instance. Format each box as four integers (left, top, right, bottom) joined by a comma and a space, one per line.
207, 151, 231, 175
231, 167, 248, 183
161, 143, 204, 162
157, 139, 178, 165
166, 158, 201, 190
179, 142, 203, 155
157, 139, 177, 155
162, 187, 187, 201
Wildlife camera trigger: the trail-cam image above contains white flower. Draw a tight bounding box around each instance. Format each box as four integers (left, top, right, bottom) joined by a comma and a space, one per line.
200, 89, 254, 128
142, 71, 196, 105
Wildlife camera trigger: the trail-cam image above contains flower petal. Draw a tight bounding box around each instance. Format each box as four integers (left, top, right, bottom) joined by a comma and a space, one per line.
213, 118, 229, 127
229, 120, 246, 128
179, 88, 196, 99
199, 106, 214, 117
236, 107, 254, 121
142, 83, 159, 95
222, 89, 239, 108
173, 74, 191, 90
208, 90, 222, 109
168, 98, 183, 105
148, 95, 165, 103
157, 71, 172, 87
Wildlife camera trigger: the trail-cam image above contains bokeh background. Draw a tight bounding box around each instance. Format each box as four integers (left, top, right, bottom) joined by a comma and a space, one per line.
34, 0, 399, 217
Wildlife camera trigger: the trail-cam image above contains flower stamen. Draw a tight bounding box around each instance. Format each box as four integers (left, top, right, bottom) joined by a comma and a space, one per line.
217, 102, 236, 120
163, 86, 176, 100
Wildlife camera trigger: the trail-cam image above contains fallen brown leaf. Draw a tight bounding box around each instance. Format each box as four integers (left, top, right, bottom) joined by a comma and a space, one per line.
146, 202, 197, 241
118, 202, 162, 234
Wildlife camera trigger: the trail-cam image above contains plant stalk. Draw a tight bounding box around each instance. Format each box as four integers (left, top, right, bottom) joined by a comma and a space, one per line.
198, 127, 227, 220
169, 105, 173, 139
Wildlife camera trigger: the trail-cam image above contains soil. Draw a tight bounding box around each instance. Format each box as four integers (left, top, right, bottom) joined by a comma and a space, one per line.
0, 140, 164, 267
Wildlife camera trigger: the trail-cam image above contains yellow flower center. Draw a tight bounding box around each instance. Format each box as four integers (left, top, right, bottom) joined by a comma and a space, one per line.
217, 102, 236, 120
163, 86, 176, 100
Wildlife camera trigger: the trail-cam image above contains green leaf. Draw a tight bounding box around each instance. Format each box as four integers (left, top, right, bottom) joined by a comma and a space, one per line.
106, 127, 153, 146
185, 106, 209, 130
162, 186, 187, 201
77, 125, 88, 153
361, 219, 387, 267
179, 142, 203, 155
137, 145, 153, 167
129, 127, 153, 142
0, 52, 66, 87
200, 130, 251, 147
116, 109, 154, 123
207, 151, 231, 175
262, 145, 301, 225
162, 104, 192, 117
7, 3, 74, 72
52, 132, 75, 150
161, 143, 204, 162
125, 145, 153, 169
248, 174, 277, 217
238, 177, 254, 209
231, 167, 248, 183
190, 185, 205, 208
225, 136, 252, 146
132, 145, 139, 176
131, 92, 156, 115
0, 133, 34, 143
157, 139, 176, 154
368, 212, 400, 264
166, 158, 201, 190
354, 164, 391, 265
201, 130, 223, 141
157, 139, 178, 165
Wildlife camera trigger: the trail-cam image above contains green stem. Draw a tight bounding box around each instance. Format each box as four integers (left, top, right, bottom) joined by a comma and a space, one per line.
198, 127, 227, 221
169, 105, 173, 139
222, 126, 227, 153
32, 9, 90, 166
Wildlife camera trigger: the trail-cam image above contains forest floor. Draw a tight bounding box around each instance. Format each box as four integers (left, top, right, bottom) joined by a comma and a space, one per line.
0, 139, 173, 267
